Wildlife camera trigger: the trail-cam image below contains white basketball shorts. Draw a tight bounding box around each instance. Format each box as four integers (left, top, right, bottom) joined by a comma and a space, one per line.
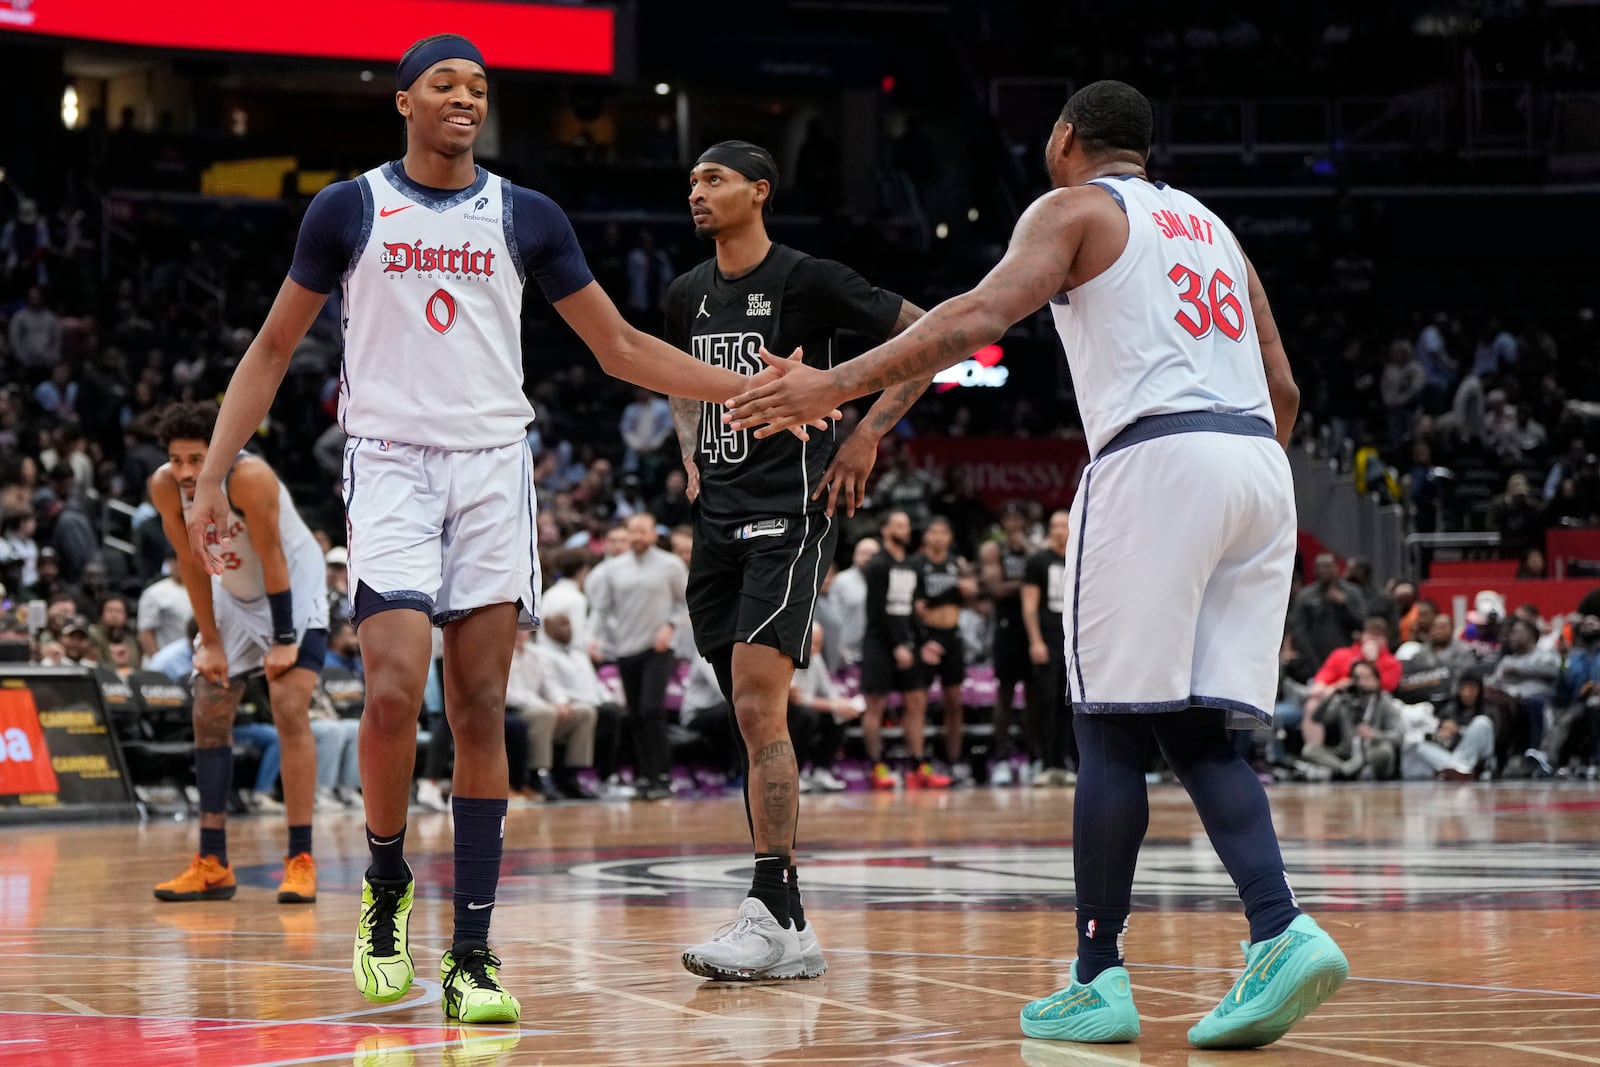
342, 436, 541, 629
212, 548, 329, 678
1063, 413, 1296, 725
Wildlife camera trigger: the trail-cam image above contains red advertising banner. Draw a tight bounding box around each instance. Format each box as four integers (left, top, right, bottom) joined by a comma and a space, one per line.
0, 1, 617, 76
903, 436, 1090, 511
0, 689, 59, 798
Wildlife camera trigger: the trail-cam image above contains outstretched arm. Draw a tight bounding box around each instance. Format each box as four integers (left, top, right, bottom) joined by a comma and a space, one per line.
189, 277, 328, 572
818, 300, 930, 516
726, 192, 1088, 436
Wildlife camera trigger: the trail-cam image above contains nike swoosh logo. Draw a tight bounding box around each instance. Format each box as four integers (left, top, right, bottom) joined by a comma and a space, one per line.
205, 877, 230, 888
369, 835, 403, 846
379, 204, 414, 217
466, 900, 494, 910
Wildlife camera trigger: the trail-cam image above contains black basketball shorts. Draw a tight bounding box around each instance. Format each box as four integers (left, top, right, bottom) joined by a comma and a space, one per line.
921, 625, 966, 688
860, 633, 928, 697
688, 508, 840, 669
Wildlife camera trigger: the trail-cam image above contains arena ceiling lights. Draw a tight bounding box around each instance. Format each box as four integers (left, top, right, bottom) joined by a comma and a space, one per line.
0, 0, 617, 77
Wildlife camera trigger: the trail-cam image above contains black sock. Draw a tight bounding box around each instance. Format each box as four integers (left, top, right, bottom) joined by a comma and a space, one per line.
1071, 714, 1152, 983
788, 865, 806, 931
1076, 905, 1129, 982
750, 852, 791, 927
1152, 711, 1302, 944
451, 796, 507, 951
365, 823, 409, 883
199, 825, 228, 868
195, 746, 232, 818
287, 823, 312, 858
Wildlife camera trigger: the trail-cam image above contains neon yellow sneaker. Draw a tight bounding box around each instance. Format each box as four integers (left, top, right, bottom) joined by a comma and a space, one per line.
353, 870, 415, 1004
441, 944, 521, 1023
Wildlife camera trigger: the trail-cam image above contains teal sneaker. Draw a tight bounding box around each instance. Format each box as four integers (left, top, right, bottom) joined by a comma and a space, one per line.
1188, 914, 1348, 1049
1020, 961, 1141, 1043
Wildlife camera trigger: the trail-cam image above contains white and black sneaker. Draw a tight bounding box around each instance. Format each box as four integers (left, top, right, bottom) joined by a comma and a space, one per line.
792, 920, 828, 978
681, 897, 806, 981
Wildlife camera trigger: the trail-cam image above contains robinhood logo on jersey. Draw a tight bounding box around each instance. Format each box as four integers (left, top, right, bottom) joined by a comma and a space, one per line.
380, 240, 496, 280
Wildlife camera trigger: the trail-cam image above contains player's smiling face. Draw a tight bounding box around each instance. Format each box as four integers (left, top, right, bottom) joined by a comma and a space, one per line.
688, 163, 762, 239
398, 59, 487, 157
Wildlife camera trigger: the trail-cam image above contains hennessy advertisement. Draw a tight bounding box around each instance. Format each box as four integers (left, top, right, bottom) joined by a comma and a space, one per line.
0, 669, 137, 817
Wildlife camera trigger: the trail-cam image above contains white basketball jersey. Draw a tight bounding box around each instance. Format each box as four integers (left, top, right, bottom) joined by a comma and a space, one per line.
340, 163, 534, 450
1049, 177, 1273, 457
181, 459, 322, 602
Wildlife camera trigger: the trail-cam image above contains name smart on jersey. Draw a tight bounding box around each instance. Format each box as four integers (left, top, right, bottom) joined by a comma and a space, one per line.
380, 239, 497, 280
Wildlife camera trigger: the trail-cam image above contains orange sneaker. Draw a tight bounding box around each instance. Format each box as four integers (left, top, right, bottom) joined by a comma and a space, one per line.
154, 854, 237, 901
906, 762, 952, 790
870, 762, 899, 790
278, 851, 318, 903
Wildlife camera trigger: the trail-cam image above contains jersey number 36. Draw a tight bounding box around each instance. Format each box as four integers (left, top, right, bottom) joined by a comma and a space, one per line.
1167, 264, 1246, 343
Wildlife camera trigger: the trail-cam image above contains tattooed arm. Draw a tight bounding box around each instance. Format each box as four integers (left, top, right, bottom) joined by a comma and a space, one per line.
817, 299, 930, 517
726, 189, 1092, 436
670, 395, 701, 501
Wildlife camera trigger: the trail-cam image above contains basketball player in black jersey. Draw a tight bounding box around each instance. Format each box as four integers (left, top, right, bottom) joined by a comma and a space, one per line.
666, 141, 929, 980
1023, 509, 1076, 785
910, 516, 975, 782
980, 502, 1035, 785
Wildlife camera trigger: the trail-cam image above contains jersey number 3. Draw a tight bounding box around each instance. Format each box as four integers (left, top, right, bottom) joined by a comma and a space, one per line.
1168, 264, 1246, 342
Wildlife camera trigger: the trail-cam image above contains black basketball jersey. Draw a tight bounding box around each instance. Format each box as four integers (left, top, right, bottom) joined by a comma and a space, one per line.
995, 542, 1031, 629
864, 549, 920, 648
664, 244, 902, 519
910, 552, 965, 611
1024, 547, 1068, 646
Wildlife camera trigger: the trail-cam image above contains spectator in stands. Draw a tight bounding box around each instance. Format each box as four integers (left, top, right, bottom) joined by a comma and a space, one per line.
668, 525, 693, 568
137, 549, 192, 656
1545, 614, 1600, 776
1414, 313, 1458, 413
1380, 339, 1424, 447
624, 230, 673, 330
541, 549, 593, 655
1271, 630, 1317, 767
324, 620, 362, 677
45, 468, 96, 581
1543, 438, 1589, 503
651, 469, 693, 529
1300, 659, 1405, 781
1396, 592, 1434, 648
678, 651, 737, 782
790, 622, 857, 793
309, 684, 362, 809
90, 594, 141, 671
1487, 616, 1563, 776
7, 286, 62, 374
1290, 553, 1367, 666
1491, 474, 1545, 563
1303, 615, 1400, 748
618, 387, 673, 476
873, 443, 938, 530
56, 615, 97, 666
529, 613, 611, 801
147, 617, 198, 681
821, 536, 876, 668
323, 546, 349, 622
0, 508, 37, 593
585, 512, 686, 801
1410, 669, 1497, 780
1460, 591, 1507, 660
928, 467, 990, 559
1516, 547, 1548, 580
33, 363, 77, 421
23, 547, 68, 606
1405, 612, 1478, 677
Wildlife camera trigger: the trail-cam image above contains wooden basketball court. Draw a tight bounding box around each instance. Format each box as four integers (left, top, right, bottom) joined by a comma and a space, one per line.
4, 782, 1598, 1066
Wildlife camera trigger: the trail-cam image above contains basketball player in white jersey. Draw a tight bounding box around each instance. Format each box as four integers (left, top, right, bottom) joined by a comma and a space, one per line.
150, 401, 327, 907
183, 34, 823, 1023
726, 80, 1347, 1050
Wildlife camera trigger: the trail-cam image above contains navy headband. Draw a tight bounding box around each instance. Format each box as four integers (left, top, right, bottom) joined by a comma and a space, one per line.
397, 36, 487, 91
